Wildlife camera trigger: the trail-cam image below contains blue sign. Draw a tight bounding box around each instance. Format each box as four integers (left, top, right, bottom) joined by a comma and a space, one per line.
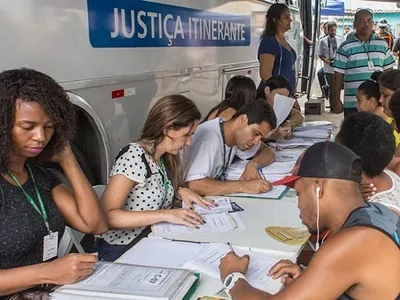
87, 0, 251, 48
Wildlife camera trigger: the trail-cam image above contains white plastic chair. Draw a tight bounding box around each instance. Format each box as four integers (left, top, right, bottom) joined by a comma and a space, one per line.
58, 185, 107, 257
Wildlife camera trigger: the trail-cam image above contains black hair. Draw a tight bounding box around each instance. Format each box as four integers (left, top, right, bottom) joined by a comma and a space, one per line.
256, 75, 292, 100
232, 98, 277, 129
389, 89, 400, 131
379, 69, 400, 91
0, 68, 76, 173
336, 112, 395, 177
261, 3, 289, 38
203, 75, 257, 121
358, 72, 381, 103
354, 9, 373, 22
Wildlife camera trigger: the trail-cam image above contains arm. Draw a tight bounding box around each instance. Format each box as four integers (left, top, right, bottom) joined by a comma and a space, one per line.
102, 175, 202, 229
188, 178, 247, 196
227, 228, 374, 300
332, 72, 344, 113
288, 108, 304, 127
52, 146, 108, 234
0, 253, 97, 296
259, 53, 275, 82
249, 142, 275, 168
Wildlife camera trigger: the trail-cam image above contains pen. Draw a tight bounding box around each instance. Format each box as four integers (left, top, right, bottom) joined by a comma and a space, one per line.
227, 242, 237, 255
257, 165, 267, 181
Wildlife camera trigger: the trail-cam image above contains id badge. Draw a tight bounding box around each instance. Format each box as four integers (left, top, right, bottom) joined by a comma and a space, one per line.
368, 60, 375, 70
43, 231, 58, 261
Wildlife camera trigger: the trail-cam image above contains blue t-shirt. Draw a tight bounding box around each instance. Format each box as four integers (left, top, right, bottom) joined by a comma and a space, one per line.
258, 35, 297, 94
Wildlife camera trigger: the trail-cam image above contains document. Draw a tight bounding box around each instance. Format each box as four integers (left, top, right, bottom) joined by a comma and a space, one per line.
118, 238, 282, 293
183, 243, 279, 290
262, 161, 296, 174
273, 94, 296, 127
53, 262, 198, 300
152, 213, 237, 236
274, 149, 303, 162
292, 129, 331, 139
227, 185, 287, 200
270, 138, 325, 149
183, 197, 233, 215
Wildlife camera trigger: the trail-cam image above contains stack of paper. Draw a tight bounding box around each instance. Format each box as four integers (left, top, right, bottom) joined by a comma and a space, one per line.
269, 137, 325, 149
52, 262, 199, 300
274, 149, 303, 162
292, 121, 335, 139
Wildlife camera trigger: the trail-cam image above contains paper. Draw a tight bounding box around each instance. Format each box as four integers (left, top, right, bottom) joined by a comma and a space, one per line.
270, 138, 326, 149
229, 212, 246, 229
152, 213, 237, 236
273, 94, 296, 127
262, 161, 296, 175
292, 129, 331, 139
225, 160, 290, 181
118, 238, 282, 293
183, 243, 279, 290
274, 150, 303, 162
183, 197, 233, 215
227, 185, 287, 200
293, 121, 335, 131
54, 262, 194, 299
265, 226, 311, 245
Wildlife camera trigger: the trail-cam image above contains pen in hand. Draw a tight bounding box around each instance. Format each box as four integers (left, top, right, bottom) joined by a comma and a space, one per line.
257, 165, 268, 181
227, 242, 237, 255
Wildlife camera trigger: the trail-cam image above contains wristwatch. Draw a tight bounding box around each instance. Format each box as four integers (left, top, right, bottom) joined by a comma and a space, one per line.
223, 272, 247, 296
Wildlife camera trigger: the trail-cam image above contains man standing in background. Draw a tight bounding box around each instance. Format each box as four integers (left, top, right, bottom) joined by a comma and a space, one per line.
332, 9, 395, 116
377, 19, 394, 50
319, 21, 342, 111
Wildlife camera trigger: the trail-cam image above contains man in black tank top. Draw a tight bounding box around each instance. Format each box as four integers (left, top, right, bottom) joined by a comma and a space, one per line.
219, 142, 400, 299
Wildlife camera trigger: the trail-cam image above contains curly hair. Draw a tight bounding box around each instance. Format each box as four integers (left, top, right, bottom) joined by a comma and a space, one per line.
0, 68, 76, 173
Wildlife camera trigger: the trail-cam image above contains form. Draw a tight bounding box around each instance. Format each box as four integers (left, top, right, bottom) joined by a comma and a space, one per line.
226, 185, 287, 200
152, 213, 237, 236
183, 197, 233, 215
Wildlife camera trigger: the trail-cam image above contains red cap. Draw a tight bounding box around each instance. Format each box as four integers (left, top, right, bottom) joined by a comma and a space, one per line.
272, 175, 300, 188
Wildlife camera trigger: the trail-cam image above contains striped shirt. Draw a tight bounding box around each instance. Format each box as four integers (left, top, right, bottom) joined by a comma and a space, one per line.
333, 33, 395, 108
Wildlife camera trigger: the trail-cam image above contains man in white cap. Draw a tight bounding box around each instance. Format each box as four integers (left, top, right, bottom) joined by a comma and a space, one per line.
377, 18, 393, 49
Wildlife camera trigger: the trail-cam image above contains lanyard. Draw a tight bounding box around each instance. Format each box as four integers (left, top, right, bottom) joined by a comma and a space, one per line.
158, 156, 170, 206
360, 36, 373, 61
8, 165, 51, 234
327, 37, 337, 59
218, 121, 233, 181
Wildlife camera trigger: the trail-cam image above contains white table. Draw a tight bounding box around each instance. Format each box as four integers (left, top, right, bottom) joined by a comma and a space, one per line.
116, 193, 305, 299
147, 193, 304, 259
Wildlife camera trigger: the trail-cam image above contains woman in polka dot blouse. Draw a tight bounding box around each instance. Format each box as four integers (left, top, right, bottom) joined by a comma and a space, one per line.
94, 95, 215, 261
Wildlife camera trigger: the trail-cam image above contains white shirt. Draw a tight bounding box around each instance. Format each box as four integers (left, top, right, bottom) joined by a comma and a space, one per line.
182, 118, 259, 182
98, 143, 174, 245
318, 35, 343, 74
370, 170, 400, 215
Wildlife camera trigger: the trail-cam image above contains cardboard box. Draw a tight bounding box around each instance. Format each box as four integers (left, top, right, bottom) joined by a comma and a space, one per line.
305, 99, 325, 115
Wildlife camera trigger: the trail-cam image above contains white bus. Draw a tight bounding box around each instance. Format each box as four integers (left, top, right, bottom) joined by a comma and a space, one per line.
0, 0, 312, 185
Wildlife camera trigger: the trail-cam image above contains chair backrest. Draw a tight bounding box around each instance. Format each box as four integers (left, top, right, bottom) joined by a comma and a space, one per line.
58, 184, 107, 257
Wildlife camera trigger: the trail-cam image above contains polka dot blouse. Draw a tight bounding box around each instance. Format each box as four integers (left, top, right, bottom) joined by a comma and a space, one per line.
98, 143, 174, 245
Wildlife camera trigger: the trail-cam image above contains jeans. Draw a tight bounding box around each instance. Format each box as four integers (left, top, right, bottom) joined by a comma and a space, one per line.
325, 73, 334, 107
317, 68, 327, 97
93, 239, 128, 262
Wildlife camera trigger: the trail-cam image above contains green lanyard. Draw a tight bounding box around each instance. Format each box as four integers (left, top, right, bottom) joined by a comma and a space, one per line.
159, 156, 169, 205
218, 121, 233, 181
8, 165, 51, 234
361, 36, 373, 61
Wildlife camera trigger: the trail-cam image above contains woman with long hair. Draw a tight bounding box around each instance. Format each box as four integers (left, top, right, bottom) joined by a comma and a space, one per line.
96, 95, 214, 262
257, 75, 303, 140
258, 3, 297, 95
203, 75, 257, 122
0, 68, 107, 298
378, 69, 400, 156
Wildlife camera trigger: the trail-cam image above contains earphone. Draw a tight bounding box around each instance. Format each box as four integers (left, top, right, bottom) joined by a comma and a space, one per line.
315, 186, 321, 251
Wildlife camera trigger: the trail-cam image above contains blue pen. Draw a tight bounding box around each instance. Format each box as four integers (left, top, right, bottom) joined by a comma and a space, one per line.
257, 165, 267, 181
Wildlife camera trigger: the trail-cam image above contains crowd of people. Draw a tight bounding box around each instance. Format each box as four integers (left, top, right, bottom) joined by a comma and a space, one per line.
0, 3, 399, 300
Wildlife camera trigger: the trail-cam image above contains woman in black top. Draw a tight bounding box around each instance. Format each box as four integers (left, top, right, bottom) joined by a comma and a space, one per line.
0, 68, 108, 298
202, 75, 257, 122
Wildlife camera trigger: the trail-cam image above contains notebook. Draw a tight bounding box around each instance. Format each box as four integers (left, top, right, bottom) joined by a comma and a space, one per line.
51, 262, 200, 300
